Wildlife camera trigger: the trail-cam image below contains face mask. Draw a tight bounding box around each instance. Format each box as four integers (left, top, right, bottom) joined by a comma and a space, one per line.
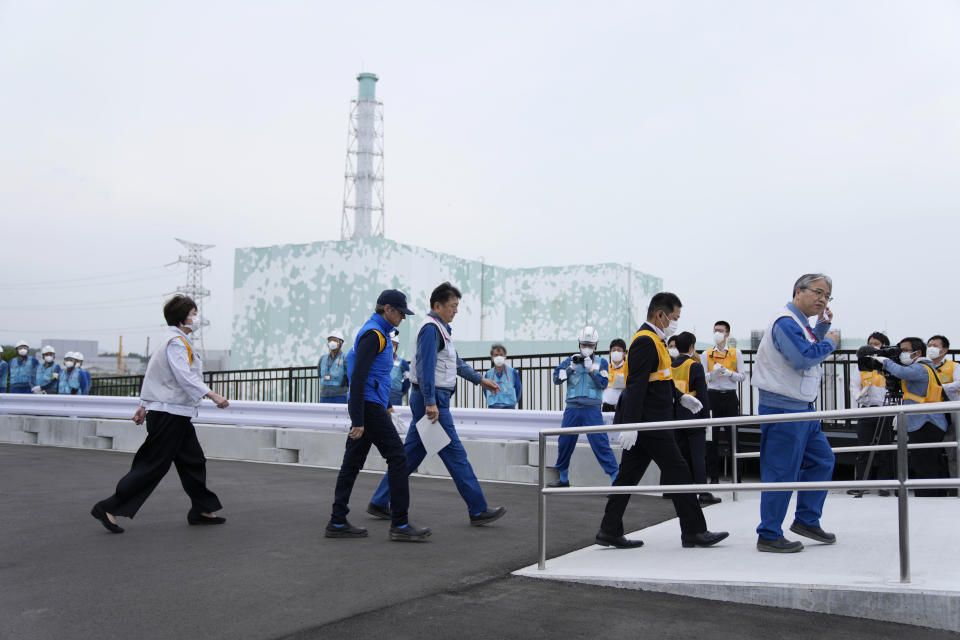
493, 355, 506, 367
184, 315, 201, 331
714, 332, 726, 346
44, 355, 54, 363
899, 352, 915, 366
660, 314, 678, 339
668, 347, 680, 359
610, 351, 624, 364
580, 347, 595, 357
927, 347, 942, 360
65, 361, 75, 369
328, 340, 340, 351
17, 348, 28, 356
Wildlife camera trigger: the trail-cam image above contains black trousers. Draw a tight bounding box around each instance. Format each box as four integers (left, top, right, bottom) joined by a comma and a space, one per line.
908, 422, 948, 497
331, 402, 410, 526
601, 429, 707, 536
854, 416, 894, 480
602, 403, 618, 413
706, 390, 740, 481
100, 411, 221, 518
675, 427, 708, 486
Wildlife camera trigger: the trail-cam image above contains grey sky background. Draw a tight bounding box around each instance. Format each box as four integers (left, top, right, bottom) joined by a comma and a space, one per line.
1, 0, 958, 359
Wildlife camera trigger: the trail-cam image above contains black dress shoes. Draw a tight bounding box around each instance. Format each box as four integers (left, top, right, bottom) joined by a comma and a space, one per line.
698, 493, 722, 506
324, 520, 368, 538
187, 511, 226, 525
366, 502, 391, 520
595, 530, 644, 549
681, 530, 729, 548
90, 502, 124, 534
469, 506, 506, 526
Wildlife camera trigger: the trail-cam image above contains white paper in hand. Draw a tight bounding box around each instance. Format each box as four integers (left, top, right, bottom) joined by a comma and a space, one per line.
416, 415, 451, 457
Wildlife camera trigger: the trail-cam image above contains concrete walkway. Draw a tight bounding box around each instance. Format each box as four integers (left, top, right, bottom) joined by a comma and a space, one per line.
1, 444, 956, 639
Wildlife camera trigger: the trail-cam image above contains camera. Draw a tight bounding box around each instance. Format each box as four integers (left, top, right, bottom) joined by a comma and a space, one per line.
856, 345, 903, 400
571, 354, 585, 365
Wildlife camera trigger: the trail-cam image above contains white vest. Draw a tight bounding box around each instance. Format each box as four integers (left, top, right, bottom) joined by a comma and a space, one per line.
751, 305, 823, 402
408, 316, 458, 389
140, 329, 205, 414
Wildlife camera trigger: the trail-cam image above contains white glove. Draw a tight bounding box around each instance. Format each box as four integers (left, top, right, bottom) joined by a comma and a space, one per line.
618, 430, 638, 450
679, 394, 703, 413
583, 356, 593, 371
31, 386, 41, 394
558, 369, 568, 381
872, 356, 889, 365
590, 359, 600, 373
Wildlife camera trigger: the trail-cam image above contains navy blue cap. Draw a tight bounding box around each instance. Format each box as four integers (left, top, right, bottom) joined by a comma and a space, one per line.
377, 289, 415, 315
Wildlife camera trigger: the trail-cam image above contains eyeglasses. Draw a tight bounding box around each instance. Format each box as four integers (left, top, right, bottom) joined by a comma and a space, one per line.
805, 287, 834, 303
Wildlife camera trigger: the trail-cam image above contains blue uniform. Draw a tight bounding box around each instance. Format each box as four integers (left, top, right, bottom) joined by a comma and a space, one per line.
35, 362, 62, 394
553, 355, 618, 482
78, 368, 92, 395
318, 352, 348, 403
389, 358, 411, 406
484, 365, 522, 409
58, 368, 82, 395
0, 361, 8, 392
7, 356, 39, 393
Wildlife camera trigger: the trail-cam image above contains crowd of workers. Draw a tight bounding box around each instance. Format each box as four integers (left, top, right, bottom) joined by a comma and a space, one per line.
0, 340, 91, 395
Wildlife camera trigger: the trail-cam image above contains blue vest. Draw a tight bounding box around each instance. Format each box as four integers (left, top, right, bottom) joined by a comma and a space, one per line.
484, 366, 518, 407
345, 313, 394, 408
0, 361, 7, 391
58, 368, 82, 395
319, 352, 347, 386
8, 356, 39, 389
566, 357, 607, 403
390, 358, 407, 395
79, 369, 91, 395
35, 363, 62, 393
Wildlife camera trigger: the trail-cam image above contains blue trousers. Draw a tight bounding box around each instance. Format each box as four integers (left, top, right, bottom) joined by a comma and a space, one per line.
371, 388, 488, 516
756, 404, 835, 540
555, 405, 619, 476
9, 384, 32, 394
320, 395, 347, 404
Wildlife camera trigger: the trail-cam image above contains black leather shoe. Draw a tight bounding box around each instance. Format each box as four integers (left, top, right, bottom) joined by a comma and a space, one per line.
757, 535, 804, 553
325, 520, 368, 538
681, 530, 729, 548
698, 493, 722, 506
366, 502, 391, 520
595, 530, 644, 549
389, 522, 431, 542
469, 506, 506, 526
789, 520, 836, 544
187, 511, 226, 525
91, 503, 124, 534
547, 480, 570, 488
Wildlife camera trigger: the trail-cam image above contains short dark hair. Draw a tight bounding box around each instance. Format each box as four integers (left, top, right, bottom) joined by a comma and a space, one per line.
374, 303, 386, 314
163, 295, 197, 327
647, 292, 682, 319
430, 282, 462, 308
674, 331, 696, 353
899, 337, 925, 357
928, 335, 950, 350
667, 336, 677, 347
868, 331, 890, 347
714, 321, 730, 332
490, 343, 507, 356
609, 338, 626, 351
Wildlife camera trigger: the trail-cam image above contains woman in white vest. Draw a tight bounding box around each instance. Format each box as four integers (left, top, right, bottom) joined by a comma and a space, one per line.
91, 295, 230, 534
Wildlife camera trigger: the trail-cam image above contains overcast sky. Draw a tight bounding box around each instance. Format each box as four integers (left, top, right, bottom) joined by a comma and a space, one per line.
1, 0, 958, 359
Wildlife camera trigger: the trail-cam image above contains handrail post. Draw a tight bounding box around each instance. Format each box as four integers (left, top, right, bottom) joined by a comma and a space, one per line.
731, 421, 739, 502
896, 411, 910, 584
538, 432, 547, 571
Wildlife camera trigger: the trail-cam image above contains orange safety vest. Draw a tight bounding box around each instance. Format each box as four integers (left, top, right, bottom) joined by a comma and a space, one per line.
705, 346, 738, 373
671, 357, 697, 395
936, 360, 957, 385
901, 363, 944, 404
630, 329, 672, 382
860, 369, 886, 388
607, 360, 628, 388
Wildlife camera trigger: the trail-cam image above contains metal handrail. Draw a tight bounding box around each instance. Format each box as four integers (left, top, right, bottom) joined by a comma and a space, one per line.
536, 401, 960, 583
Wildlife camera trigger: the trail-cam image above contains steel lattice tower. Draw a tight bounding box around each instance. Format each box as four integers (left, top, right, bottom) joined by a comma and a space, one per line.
168, 238, 214, 356
341, 72, 385, 240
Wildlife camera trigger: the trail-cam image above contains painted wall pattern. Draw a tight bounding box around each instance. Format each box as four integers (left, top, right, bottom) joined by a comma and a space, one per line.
232, 237, 661, 368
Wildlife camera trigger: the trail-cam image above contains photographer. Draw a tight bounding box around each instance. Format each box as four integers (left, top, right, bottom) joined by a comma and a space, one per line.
848, 331, 894, 495
874, 337, 949, 497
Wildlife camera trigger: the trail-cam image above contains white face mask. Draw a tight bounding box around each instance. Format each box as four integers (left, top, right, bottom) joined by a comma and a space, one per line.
662, 317, 678, 339
328, 340, 340, 351
580, 347, 595, 357
184, 315, 201, 331
44, 355, 54, 363
610, 350, 624, 364
668, 347, 680, 359
713, 331, 726, 346
927, 346, 942, 360
493, 355, 506, 367
899, 351, 916, 366
65, 360, 75, 369
17, 347, 28, 356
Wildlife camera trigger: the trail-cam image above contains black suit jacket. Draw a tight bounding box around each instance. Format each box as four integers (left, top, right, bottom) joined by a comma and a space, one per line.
614, 323, 683, 425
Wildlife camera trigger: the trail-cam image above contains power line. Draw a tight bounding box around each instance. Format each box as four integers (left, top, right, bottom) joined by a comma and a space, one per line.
0, 265, 181, 289
0, 271, 185, 292
0, 295, 164, 311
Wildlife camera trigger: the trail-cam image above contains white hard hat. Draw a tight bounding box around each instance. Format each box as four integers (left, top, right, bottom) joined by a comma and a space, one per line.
578, 326, 599, 345
15, 338, 29, 348
41, 345, 55, 355
327, 330, 344, 342
65, 352, 76, 360
75, 352, 85, 361
390, 331, 400, 344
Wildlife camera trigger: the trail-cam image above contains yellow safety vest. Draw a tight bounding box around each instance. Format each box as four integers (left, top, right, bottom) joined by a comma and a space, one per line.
860, 370, 886, 388
705, 346, 738, 373
901, 364, 943, 404
607, 360, 628, 389
630, 329, 672, 382
671, 357, 696, 395
936, 360, 956, 385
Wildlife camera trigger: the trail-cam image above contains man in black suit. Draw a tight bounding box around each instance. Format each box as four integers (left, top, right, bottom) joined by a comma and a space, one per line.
596, 292, 729, 549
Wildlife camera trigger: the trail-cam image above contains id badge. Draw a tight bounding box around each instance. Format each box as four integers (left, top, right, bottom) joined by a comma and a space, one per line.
324, 374, 331, 381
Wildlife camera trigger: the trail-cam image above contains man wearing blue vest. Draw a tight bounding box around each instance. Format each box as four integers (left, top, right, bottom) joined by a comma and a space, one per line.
7, 340, 39, 394
59, 354, 83, 395
328, 289, 431, 542
76, 352, 91, 394
33, 345, 62, 394
484, 343, 522, 409
318, 331, 348, 404
388, 332, 411, 407
368, 282, 507, 527
752, 273, 840, 553
548, 326, 619, 487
